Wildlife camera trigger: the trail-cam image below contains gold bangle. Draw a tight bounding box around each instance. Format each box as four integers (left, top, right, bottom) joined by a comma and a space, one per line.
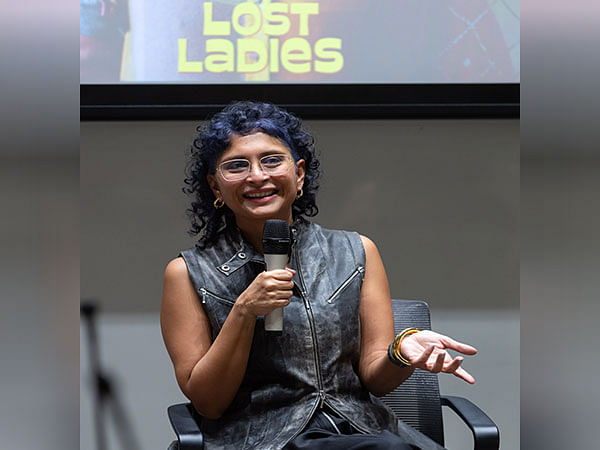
391, 327, 420, 366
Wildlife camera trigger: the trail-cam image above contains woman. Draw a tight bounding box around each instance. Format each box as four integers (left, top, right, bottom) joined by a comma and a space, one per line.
161, 101, 477, 449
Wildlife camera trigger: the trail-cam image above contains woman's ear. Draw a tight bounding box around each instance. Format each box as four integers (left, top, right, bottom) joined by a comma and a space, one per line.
295, 159, 306, 192
207, 174, 221, 199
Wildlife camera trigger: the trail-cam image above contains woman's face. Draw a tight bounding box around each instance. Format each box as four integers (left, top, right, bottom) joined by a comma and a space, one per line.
207, 132, 305, 230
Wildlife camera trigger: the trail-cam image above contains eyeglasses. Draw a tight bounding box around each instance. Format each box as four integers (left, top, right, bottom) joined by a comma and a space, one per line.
218, 154, 294, 181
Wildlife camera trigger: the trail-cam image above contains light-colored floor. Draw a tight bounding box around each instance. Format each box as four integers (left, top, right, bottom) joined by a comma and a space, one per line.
80, 310, 519, 450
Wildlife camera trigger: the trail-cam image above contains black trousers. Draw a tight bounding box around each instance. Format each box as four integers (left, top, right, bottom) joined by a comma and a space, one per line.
284, 407, 421, 450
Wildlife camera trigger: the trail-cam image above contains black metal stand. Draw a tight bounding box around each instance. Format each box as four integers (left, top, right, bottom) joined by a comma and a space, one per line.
81, 300, 140, 450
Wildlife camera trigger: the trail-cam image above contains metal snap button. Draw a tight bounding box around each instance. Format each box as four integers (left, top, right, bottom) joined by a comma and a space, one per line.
221, 264, 230, 271
238, 252, 246, 259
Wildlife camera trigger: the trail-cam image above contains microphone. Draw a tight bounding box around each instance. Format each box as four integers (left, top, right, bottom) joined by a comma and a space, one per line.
262, 219, 291, 331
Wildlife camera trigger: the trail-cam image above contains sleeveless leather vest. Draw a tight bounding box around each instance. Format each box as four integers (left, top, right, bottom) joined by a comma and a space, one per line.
180, 218, 397, 449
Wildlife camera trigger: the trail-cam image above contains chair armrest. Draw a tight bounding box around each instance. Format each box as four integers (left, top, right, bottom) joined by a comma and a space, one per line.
167, 403, 204, 450
441, 396, 499, 450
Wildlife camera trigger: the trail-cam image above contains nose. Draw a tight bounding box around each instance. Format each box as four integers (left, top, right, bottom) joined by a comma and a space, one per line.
246, 161, 269, 182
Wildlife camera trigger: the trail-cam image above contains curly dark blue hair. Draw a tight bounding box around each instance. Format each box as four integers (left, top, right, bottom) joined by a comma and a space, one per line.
183, 101, 321, 248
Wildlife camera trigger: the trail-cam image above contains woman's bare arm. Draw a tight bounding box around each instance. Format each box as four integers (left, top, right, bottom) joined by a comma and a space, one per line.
357, 236, 478, 397
160, 257, 294, 419
357, 236, 415, 396
160, 257, 256, 418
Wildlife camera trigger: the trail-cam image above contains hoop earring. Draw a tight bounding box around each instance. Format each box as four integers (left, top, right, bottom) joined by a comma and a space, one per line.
213, 198, 224, 209
296, 189, 303, 200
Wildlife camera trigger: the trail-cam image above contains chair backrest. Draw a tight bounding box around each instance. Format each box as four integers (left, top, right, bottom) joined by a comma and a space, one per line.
381, 299, 444, 446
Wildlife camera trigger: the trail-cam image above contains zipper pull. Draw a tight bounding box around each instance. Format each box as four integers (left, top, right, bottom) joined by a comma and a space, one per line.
199, 288, 207, 304
357, 265, 365, 281
319, 390, 325, 409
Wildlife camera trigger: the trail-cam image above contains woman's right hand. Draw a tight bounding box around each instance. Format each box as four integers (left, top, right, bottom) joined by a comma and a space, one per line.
234, 268, 296, 318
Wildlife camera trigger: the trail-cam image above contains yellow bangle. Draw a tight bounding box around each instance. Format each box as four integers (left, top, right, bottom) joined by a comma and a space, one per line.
390, 327, 420, 366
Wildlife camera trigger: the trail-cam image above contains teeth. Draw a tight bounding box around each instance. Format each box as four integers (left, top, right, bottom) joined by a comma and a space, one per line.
246, 190, 276, 198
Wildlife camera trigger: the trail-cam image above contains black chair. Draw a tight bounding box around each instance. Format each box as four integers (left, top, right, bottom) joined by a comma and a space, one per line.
167, 299, 499, 450
381, 300, 499, 449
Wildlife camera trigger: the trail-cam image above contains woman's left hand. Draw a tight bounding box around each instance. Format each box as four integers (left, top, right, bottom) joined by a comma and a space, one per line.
400, 331, 478, 384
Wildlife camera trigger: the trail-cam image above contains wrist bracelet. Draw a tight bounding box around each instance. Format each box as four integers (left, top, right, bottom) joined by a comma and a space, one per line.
387, 327, 420, 367
388, 342, 409, 367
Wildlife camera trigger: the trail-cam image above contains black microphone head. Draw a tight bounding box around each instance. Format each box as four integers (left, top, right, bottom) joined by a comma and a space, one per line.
262, 219, 291, 254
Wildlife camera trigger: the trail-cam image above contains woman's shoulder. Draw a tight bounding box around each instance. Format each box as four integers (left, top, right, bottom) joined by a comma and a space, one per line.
300, 219, 367, 262
177, 244, 214, 271
163, 256, 189, 281
176, 231, 242, 278
167, 247, 209, 288
308, 221, 376, 247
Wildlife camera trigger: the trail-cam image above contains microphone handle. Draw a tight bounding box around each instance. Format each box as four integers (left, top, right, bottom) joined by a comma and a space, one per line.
264, 253, 288, 331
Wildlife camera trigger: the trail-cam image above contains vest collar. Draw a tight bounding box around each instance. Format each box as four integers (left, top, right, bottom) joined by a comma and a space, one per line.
214, 217, 308, 277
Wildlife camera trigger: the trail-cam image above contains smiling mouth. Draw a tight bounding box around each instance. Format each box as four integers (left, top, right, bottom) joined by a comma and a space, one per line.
243, 190, 277, 199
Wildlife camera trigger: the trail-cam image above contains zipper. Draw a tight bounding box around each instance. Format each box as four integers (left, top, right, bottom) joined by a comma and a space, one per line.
198, 287, 235, 307
282, 228, 370, 445
326, 265, 365, 304
281, 233, 325, 446
293, 243, 326, 407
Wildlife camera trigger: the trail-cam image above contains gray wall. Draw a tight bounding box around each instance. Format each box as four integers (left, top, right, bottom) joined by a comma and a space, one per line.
1, 158, 79, 449
81, 119, 518, 313
519, 3, 600, 445
80, 118, 519, 449
520, 157, 600, 449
